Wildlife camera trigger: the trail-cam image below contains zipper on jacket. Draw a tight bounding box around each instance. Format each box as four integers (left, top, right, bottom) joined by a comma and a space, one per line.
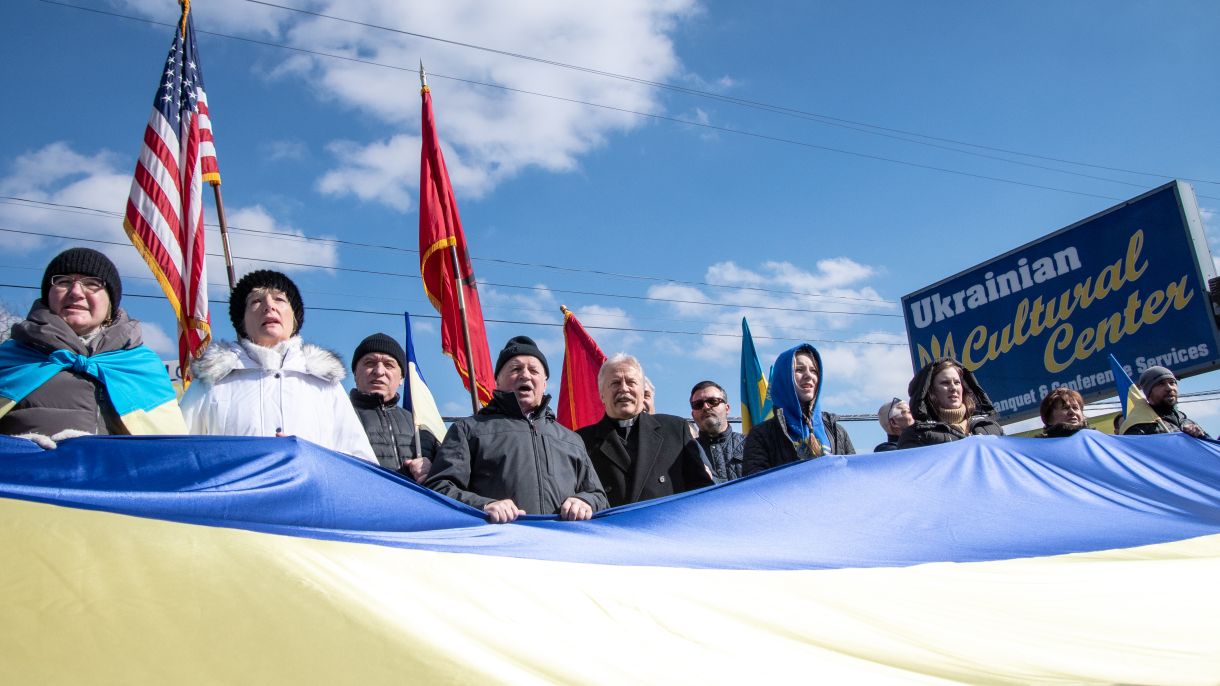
380, 404, 403, 471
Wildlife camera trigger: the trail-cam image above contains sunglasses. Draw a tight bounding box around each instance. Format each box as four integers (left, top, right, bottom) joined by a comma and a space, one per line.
690, 397, 727, 411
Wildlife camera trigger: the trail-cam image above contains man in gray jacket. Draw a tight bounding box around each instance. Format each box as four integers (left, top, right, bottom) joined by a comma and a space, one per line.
425, 336, 608, 523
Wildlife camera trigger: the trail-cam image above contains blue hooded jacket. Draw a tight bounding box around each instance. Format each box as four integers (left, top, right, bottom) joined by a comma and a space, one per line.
769, 343, 832, 457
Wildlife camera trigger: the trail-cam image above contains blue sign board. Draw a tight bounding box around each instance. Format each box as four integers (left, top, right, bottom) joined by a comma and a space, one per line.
902, 181, 1219, 422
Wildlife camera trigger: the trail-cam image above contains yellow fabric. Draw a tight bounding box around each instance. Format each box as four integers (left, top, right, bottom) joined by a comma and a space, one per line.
2, 497, 1218, 684
0, 397, 13, 420
118, 400, 188, 435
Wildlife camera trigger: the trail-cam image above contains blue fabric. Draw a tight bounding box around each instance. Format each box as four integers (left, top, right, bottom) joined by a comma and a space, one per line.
402, 311, 424, 412
1110, 354, 1134, 417
2, 432, 1219, 570
767, 342, 831, 455
0, 340, 176, 417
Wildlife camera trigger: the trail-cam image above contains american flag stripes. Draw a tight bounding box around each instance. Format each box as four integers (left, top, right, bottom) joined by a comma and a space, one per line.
123, 4, 217, 382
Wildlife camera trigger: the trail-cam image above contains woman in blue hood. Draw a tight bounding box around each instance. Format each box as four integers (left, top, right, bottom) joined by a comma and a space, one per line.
742, 343, 855, 476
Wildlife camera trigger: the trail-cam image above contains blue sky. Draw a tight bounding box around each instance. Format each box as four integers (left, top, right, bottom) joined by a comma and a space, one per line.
2, 0, 1218, 449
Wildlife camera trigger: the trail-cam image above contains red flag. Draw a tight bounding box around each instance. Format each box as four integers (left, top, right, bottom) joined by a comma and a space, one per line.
419, 84, 494, 406
557, 306, 608, 430
123, 4, 215, 383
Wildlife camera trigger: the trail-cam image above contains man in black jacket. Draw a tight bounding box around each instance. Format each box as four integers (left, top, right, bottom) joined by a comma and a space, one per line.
425, 336, 608, 523
349, 333, 438, 482
578, 355, 713, 506
1123, 366, 1208, 438
690, 380, 745, 481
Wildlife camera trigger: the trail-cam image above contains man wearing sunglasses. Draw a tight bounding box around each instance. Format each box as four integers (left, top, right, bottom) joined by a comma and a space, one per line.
690, 381, 745, 481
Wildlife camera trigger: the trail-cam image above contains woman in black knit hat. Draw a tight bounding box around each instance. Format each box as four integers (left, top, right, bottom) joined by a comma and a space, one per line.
0, 247, 186, 442
178, 269, 375, 462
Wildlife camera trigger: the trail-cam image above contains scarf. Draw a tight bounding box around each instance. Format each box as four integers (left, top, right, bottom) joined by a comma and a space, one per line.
768, 343, 832, 457
0, 340, 185, 435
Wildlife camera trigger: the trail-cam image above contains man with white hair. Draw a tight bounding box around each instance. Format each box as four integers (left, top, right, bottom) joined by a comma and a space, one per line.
577, 354, 713, 507
874, 398, 914, 452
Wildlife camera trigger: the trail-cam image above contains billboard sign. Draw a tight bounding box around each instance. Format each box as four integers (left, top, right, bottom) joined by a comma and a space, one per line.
902, 181, 1219, 422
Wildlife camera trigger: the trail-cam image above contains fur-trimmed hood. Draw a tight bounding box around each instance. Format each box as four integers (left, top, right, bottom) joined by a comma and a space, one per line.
191, 336, 346, 386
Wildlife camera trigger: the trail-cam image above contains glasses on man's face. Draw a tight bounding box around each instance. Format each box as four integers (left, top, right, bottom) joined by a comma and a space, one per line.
50, 275, 105, 294
690, 396, 727, 411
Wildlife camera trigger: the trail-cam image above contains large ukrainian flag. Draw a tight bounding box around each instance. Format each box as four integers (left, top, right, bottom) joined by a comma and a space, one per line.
2, 431, 1219, 683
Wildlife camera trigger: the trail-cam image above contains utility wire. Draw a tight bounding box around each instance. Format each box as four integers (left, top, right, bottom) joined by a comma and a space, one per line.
0, 283, 905, 346
0, 227, 905, 318
0, 196, 897, 306
32, 0, 1220, 203
239, 0, 1220, 189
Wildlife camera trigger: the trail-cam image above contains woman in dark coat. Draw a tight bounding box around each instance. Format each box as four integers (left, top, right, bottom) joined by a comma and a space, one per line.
0, 248, 185, 444
897, 357, 1002, 449
742, 342, 854, 475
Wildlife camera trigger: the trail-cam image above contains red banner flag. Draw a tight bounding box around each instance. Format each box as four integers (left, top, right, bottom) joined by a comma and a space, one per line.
123, 3, 216, 383
418, 84, 494, 407
557, 306, 608, 431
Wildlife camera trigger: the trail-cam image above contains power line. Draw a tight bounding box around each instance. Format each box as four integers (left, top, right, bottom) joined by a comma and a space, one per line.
0, 283, 906, 347
240, 0, 1220, 189
32, 0, 1219, 204
0, 196, 898, 306
0, 227, 904, 319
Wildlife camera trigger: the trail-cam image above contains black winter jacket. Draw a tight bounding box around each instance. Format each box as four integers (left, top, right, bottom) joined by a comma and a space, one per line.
742, 412, 855, 476
897, 358, 1004, 449
1124, 407, 1206, 436
425, 391, 608, 515
349, 389, 438, 472
697, 427, 746, 481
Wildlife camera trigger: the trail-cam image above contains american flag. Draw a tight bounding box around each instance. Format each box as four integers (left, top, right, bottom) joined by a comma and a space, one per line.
123, 6, 218, 382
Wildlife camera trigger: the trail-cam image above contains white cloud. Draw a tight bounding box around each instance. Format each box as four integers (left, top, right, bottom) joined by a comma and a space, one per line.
645, 257, 912, 412
123, 1, 701, 209
223, 205, 340, 278
0, 143, 339, 297
260, 139, 309, 162
139, 321, 177, 357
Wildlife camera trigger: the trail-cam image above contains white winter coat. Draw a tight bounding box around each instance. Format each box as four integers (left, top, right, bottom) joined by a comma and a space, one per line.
180, 337, 376, 462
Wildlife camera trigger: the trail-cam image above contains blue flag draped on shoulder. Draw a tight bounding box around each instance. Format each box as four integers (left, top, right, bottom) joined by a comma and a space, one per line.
0, 340, 185, 434
403, 312, 446, 440
739, 317, 772, 435
1109, 354, 1165, 434
2, 432, 1220, 681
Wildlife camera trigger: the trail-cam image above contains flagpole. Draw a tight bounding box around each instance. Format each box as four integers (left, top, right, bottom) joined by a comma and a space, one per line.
421, 63, 481, 415
210, 183, 237, 290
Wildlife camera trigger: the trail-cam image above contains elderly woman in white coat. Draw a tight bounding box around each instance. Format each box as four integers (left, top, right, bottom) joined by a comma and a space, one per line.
180, 270, 375, 462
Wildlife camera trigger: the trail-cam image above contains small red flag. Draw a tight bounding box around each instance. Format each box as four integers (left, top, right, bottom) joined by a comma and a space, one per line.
418, 85, 494, 406
557, 306, 608, 431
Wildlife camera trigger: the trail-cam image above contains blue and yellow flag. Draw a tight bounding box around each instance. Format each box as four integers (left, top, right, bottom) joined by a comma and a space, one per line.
2, 432, 1220, 682
739, 317, 772, 435
1109, 354, 1166, 434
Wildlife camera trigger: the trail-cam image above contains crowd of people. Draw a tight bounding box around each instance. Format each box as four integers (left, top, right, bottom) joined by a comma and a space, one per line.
0, 248, 1211, 522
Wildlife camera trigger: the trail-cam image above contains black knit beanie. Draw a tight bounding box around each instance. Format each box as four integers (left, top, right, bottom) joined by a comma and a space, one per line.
42, 247, 122, 311
352, 333, 406, 373
495, 335, 549, 378
229, 270, 304, 339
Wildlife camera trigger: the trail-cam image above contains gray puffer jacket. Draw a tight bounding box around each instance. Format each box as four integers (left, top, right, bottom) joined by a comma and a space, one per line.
425, 390, 608, 515
0, 301, 143, 437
